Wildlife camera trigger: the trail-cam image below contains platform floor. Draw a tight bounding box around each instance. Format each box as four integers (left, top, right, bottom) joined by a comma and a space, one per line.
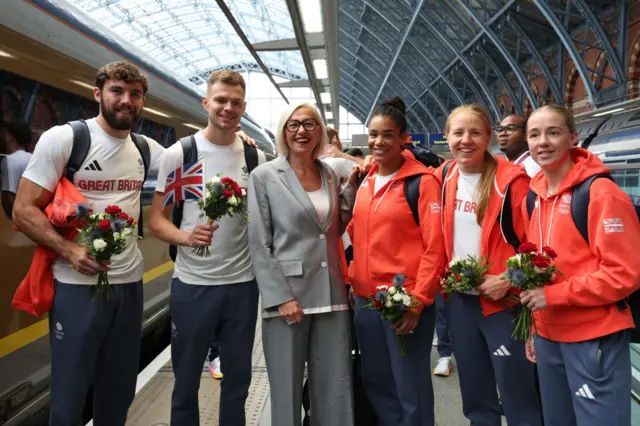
125, 318, 505, 426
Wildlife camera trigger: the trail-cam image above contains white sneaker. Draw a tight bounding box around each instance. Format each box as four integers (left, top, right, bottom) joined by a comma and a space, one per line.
432, 333, 438, 347
208, 357, 223, 380
433, 357, 452, 377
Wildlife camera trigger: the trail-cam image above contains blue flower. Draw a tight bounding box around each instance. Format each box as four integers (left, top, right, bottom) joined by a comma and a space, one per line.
375, 290, 388, 302
212, 182, 225, 197
88, 229, 103, 242
506, 268, 526, 288
392, 273, 407, 287
461, 270, 472, 278
75, 203, 90, 218
111, 219, 126, 232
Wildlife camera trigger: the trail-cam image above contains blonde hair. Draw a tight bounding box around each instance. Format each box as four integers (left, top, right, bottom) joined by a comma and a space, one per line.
527, 104, 576, 133
207, 70, 246, 93
445, 104, 497, 225
275, 103, 328, 159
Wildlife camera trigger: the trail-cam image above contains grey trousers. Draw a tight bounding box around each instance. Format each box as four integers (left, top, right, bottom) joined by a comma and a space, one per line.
262, 310, 354, 426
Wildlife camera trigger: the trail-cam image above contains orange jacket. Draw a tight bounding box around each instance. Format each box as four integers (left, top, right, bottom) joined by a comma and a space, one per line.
347, 157, 444, 310
12, 178, 87, 316
435, 156, 531, 316
525, 148, 640, 342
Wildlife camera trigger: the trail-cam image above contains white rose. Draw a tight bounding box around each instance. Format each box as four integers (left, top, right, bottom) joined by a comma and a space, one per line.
241, 188, 246, 196
228, 196, 238, 206
121, 228, 132, 238
388, 287, 397, 295
113, 232, 121, 240
385, 299, 393, 308
210, 175, 221, 185
228, 207, 233, 212
516, 253, 524, 266
392, 293, 403, 302
402, 295, 412, 306
93, 239, 107, 251
449, 257, 461, 267
206, 190, 212, 199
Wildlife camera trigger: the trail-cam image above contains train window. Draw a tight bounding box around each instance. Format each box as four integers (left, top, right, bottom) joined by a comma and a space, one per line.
612, 169, 640, 196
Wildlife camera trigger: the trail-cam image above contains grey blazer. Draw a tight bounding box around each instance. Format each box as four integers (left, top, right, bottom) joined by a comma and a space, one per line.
247, 156, 356, 318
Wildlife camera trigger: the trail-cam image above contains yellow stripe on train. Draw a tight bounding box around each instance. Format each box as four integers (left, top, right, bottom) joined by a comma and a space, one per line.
0, 261, 174, 358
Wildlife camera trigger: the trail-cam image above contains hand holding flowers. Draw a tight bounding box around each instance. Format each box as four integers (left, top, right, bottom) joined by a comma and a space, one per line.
440, 255, 491, 296
364, 274, 421, 356
195, 174, 247, 257
502, 242, 561, 341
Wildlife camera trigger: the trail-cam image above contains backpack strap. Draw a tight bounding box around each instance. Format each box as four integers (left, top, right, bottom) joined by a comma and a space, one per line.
129, 133, 151, 238
498, 184, 520, 252
403, 174, 422, 226
169, 135, 198, 262
571, 173, 612, 245
526, 189, 537, 218
65, 120, 91, 181
243, 140, 259, 174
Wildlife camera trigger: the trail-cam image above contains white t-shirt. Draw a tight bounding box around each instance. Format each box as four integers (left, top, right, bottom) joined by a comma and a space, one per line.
1, 150, 32, 193
21, 118, 165, 285
320, 156, 356, 182
374, 171, 398, 194
453, 171, 482, 295
514, 152, 541, 178
155, 132, 266, 286
306, 179, 330, 223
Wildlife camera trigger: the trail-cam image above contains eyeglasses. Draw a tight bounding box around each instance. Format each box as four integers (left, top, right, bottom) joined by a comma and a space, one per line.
285, 118, 318, 133
493, 124, 524, 135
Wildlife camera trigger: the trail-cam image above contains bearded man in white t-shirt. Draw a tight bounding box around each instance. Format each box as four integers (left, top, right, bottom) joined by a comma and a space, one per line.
13, 61, 165, 426
150, 70, 265, 426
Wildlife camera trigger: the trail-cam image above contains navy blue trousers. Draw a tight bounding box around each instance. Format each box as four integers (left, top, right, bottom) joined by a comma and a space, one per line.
445, 293, 542, 426
49, 280, 143, 426
435, 292, 452, 358
170, 278, 259, 426
354, 296, 435, 426
535, 331, 631, 426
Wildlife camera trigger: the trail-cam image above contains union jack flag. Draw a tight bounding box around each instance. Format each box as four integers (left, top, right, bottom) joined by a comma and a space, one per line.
603, 217, 624, 233
163, 161, 204, 208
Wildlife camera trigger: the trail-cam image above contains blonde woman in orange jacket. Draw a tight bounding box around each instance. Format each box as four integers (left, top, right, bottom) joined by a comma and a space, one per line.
347, 97, 444, 426
435, 105, 542, 426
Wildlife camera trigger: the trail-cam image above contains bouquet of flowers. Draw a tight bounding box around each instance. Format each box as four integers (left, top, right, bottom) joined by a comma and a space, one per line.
503, 242, 561, 341
76, 204, 138, 299
364, 274, 421, 356
440, 255, 491, 296
195, 174, 247, 257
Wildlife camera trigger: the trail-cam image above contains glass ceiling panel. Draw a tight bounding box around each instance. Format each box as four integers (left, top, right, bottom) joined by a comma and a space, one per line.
65, 0, 307, 90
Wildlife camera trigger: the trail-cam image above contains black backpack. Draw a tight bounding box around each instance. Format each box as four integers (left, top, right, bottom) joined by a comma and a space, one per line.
168, 135, 258, 262
67, 120, 150, 238
441, 162, 521, 252
402, 144, 444, 226
526, 173, 640, 342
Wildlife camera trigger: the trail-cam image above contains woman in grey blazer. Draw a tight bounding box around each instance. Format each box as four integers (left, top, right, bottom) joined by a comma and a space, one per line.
247, 102, 357, 426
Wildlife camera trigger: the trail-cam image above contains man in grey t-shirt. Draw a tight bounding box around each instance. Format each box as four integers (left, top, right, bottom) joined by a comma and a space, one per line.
1, 119, 32, 219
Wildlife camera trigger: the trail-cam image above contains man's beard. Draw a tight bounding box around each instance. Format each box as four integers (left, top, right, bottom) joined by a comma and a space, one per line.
101, 100, 141, 131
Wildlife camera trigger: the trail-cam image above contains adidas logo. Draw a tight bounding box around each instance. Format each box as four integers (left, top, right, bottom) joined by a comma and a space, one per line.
493, 345, 511, 356
575, 384, 595, 400
84, 160, 102, 171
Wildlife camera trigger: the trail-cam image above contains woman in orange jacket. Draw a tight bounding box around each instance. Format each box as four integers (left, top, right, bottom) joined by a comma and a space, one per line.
521, 105, 640, 426
436, 104, 542, 426
347, 97, 444, 426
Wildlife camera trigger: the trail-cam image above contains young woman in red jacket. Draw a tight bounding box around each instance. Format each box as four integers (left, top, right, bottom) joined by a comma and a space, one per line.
437, 104, 542, 426
522, 105, 640, 426
347, 97, 444, 426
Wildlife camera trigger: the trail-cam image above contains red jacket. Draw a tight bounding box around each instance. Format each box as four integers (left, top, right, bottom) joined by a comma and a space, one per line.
526, 148, 640, 342
435, 156, 531, 316
12, 178, 87, 316
347, 157, 444, 310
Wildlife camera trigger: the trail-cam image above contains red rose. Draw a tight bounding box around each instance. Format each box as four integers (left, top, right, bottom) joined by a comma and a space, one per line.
127, 217, 136, 226
542, 246, 558, 260
220, 177, 232, 185
98, 219, 112, 232
531, 254, 550, 269
518, 242, 538, 254
235, 187, 242, 196
105, 205, 121, 215
374, 300, 382, 309
118, 211, 130, 220
223, 189, 233, 198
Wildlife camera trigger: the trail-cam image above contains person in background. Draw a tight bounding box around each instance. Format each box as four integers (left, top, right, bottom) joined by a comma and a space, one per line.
324, 127, 364, 167
496, 114, 541, 178
150, 70, 266, 426
344, 147, 364, 159
248, 102, 357, 426
12, 61, 165, 426
432, 292, 453, 377
348, 97, 444, 426
1, 119, 32, 219
436, 104, 542, 426
522, 104, 640, 426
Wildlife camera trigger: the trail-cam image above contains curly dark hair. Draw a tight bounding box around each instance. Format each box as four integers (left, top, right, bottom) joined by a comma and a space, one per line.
371, 96, 407, 133
95, 61, 149, 94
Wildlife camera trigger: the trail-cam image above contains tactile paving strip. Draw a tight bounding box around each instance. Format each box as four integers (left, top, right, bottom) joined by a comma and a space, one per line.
126, 319, 269, 426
